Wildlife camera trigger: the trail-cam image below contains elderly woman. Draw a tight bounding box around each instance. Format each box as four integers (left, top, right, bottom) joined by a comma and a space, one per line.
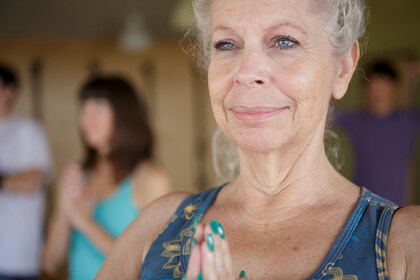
97, 0, 420, 279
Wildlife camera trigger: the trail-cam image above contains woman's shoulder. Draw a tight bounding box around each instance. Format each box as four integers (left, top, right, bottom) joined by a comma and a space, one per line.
128, 191, 192, 259
132, 161, 170, 184
96, 191, 191, 279
140, 191, 192, 227
387, 205, 420, 279
388, 205, 420, 243
131, 161, 173, 208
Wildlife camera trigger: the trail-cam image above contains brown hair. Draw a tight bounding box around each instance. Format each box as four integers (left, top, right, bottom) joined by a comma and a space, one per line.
0, 63, 19, 88
79, 76, 153, 181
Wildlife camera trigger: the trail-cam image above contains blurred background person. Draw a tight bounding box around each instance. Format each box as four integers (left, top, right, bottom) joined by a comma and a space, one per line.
334, 59, 420, 205
0, 64, 52, 280
42, 77, 172, 280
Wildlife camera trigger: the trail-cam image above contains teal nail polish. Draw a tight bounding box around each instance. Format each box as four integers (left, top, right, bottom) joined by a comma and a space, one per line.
210, 219, 219, 235
217, 223, 225, 239
191, 237, 197, 251
193, 217, 199, 232
197, 272, 203, 280
206, 234, 214, 252
239, 270, 248, 280
181, 275, 186, 280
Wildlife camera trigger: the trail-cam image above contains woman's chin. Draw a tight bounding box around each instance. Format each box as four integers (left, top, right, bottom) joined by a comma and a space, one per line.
85, 139, 106, 151
232, 132, 288, 155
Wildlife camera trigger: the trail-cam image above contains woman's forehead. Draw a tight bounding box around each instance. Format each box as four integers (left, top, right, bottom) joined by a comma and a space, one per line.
210, 0, 317, 33
82, 97, 110, 105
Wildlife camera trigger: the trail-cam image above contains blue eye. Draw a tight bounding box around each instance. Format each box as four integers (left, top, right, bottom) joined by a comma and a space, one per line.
214, 41, 235, 51
275, 36, 298, 49
277, 40, 292, 47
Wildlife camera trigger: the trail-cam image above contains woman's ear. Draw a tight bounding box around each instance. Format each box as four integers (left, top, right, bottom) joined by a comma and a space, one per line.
332, 41, 360, 100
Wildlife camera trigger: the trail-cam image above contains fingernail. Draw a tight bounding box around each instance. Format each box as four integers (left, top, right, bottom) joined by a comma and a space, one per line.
197, 272, 203, 280
210, 219, 219, 235
206, 234, 214, 252
217, 223, 225, 239
182, 276, 186, 280
193, 217, 199, 232
191, 237, 197, 251
239, 270, 248, 280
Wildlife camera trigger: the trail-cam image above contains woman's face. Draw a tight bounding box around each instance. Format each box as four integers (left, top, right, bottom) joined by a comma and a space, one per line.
208, 0, 351, 153
79, 98, 114, 153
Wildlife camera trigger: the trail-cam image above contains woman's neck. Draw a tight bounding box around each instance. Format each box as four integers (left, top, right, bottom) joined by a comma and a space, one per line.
227, 130, 354, 225
91, 158, 116, 180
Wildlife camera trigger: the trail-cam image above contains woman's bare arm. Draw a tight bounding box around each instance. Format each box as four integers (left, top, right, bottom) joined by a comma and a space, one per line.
42, 166, 73, 276
95, 191, 189, 280
42, 208, 71, 275
387, 206, 420, 279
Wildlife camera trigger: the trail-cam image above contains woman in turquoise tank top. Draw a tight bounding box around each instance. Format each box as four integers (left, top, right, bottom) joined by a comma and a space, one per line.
97, 1, 420, 279
42, 77, 172, 280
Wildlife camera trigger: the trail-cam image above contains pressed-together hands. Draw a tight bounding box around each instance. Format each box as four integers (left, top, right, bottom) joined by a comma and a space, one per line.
59, 164, 94, 230
184, 218, 247, 280
43, 163, 96, 275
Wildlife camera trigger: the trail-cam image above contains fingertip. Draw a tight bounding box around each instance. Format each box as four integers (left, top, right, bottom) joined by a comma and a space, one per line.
193, 223, 205, 243
239, 270, 248, 280
210, 219, 219, 235
190, 237, 197, 253
217, 222, 225, 239
206, 234, 214, 252
193, 216, 200, 232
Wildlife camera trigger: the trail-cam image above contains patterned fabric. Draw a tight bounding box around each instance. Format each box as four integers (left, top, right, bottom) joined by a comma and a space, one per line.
139, 185, 399, 280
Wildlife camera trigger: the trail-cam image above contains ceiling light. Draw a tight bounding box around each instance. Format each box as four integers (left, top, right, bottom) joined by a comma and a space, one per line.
118, 11, 152, 52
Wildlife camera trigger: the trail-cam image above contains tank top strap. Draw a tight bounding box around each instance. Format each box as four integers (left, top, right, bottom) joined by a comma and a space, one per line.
374, 196, 400, 279
311, 189, 399, 280
308, 187, 372, 279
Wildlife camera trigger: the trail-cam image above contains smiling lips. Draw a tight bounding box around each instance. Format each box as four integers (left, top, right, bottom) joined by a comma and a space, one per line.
230, 106, 287, 122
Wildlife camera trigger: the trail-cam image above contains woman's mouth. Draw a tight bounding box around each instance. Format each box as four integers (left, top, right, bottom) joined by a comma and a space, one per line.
230, 106, 287, 123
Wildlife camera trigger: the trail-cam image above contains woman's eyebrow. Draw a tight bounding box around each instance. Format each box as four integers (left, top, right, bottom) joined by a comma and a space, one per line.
212, 22, 309, 36
213, 25, 235, 33
266, 22, 309, 36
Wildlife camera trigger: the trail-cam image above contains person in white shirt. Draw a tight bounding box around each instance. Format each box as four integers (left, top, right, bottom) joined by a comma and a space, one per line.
0, 64, 51, 280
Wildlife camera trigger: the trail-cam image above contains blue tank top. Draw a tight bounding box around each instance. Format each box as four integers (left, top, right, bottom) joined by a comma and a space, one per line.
69, 178, 140, 280
140, 185, 399, 280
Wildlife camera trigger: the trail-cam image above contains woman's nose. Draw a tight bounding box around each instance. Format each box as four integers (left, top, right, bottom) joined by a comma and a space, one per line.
233, 50, 269, 88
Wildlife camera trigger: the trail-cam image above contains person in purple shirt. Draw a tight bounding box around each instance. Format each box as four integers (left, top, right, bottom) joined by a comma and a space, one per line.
335, 60, 420, 205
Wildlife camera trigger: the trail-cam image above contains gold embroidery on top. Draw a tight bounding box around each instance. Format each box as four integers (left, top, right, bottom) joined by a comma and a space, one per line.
181, 199, 202, 220
160, 200, 203, 279
161, 225, 194, 279
376, 229, 389, 280
369, 201, 399, 211
322, 262, 358, 280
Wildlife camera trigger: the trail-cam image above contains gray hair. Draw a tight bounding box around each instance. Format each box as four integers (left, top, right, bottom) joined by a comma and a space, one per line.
312, 0, 368, 57
192, 0, 368, 70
